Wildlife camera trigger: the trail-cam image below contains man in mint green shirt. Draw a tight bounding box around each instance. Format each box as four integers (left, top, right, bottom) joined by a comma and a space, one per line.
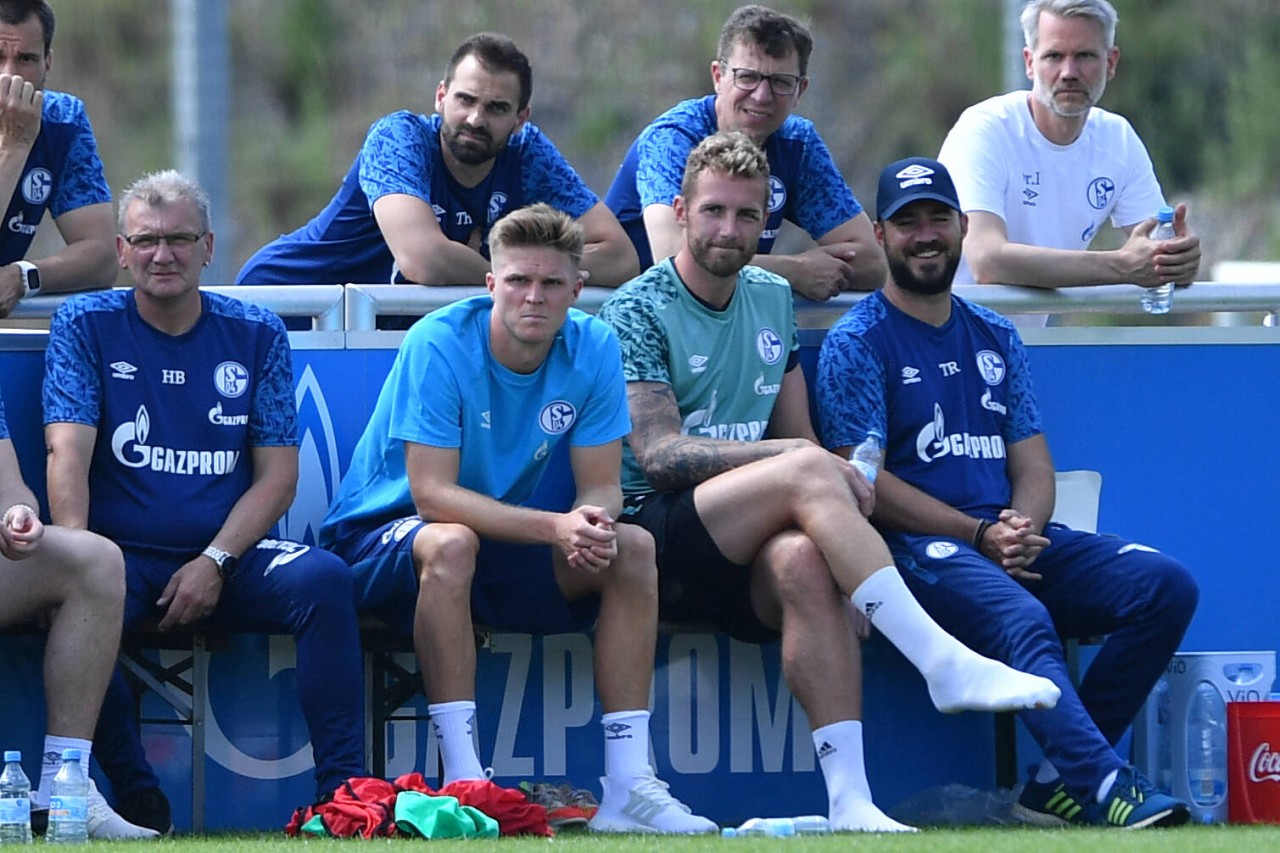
599, 131, 1060, 833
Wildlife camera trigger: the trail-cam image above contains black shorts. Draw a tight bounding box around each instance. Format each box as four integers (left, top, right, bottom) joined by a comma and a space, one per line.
620, 490, 777, 644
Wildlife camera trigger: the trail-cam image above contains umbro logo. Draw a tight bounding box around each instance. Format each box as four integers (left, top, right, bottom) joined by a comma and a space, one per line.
689, 354, 709, 374
604, 722, 633, 740
817, 740, 836, 760
110, 360, 138, 380
901, 366, 922, 385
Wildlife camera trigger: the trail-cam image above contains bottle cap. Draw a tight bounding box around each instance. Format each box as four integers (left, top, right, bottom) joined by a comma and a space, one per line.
721, 827, 736, 837
1157, 205, 1175, 221
61, 748, 81, 761
3, 750, 19, 762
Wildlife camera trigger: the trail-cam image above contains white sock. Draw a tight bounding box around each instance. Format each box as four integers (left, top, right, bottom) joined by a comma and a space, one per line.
814, 721, 916, 833
851, 567, 1061, 714
1035, 760, 1060, 784
33, 735, 91, 810
1096, 768, 1120, 803
428, 701, 485, 783
602, 710, 652, 785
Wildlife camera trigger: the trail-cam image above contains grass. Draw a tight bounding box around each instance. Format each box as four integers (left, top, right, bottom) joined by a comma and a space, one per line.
61, 824, 1280, 852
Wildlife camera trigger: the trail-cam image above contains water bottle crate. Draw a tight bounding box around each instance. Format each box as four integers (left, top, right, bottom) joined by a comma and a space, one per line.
1132, 650, 1276, 824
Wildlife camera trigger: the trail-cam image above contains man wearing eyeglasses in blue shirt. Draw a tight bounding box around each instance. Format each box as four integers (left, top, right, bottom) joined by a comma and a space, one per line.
605, 5, 886, 301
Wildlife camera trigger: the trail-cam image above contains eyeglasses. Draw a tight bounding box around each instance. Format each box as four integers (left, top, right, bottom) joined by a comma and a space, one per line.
123, 231, 205, 250
725, 66, 804, 97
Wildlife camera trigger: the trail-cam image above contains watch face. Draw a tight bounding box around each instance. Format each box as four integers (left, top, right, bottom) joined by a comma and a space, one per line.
21, 264, 40, 296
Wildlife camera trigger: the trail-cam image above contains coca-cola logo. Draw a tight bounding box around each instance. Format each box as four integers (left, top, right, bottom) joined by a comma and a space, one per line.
1249, 742, 1280, 782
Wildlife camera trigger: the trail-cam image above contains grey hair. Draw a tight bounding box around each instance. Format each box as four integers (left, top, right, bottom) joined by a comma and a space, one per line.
117, 169, 212, 233
1021, 0, 1117, 50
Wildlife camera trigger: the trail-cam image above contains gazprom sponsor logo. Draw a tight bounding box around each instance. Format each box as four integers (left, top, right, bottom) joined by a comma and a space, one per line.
753, 373, 780, 396
915, 403, 1005, 463
208, 401, 249, 426
111, 404, 241, 474
8, 212, 36, 235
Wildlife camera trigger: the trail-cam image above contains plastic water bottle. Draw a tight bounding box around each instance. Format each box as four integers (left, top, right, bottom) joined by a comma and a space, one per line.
0, 751, 32, 845
1140, 206, 1177, 314
791, 815, 833, 835
46, 750, 87, 845
1154, 677, 1172, 794
721, 817, 797, 838
849, 431, 884, 483
1185, 681, 1227, 818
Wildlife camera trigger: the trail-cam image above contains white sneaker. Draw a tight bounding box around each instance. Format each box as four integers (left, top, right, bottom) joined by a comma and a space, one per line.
87, 779, 162, 840
588, 774, 717, 834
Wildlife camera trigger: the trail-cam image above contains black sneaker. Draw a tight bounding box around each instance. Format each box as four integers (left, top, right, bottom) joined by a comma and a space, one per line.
116, 786, 175, 836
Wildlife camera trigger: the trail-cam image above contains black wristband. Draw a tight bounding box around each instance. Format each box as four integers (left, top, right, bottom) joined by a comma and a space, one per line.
972, 519, 993, 550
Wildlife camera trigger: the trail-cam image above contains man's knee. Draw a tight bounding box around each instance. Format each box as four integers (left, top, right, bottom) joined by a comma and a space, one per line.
1150, 555, 1200, 626
766, 532, 838, 603
412, 524, 480, 592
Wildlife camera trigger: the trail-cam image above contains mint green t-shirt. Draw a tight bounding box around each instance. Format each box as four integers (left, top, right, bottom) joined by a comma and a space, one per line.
598, 258, 798, 497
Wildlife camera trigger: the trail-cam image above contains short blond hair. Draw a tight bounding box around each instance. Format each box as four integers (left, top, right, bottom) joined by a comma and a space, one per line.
680, 131, 771, 206
488, 203, 584, 270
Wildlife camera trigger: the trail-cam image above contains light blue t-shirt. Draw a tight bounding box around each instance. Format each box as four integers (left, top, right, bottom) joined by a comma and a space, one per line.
320, 295, 630, 545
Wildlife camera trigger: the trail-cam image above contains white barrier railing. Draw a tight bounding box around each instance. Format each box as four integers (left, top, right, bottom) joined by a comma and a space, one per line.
6, 281, 1279, 332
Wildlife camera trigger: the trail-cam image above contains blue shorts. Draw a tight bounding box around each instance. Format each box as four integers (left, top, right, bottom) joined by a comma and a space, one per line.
331, 517, 600, 635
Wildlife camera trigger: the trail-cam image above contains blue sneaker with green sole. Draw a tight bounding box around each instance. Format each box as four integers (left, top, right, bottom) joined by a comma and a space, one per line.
1012, 778, 1087, 826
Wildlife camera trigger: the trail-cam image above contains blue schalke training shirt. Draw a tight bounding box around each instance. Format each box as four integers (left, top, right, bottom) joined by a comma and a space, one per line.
236, 111, 598, 286
605, 95, 862, 268
0, 91, 110, 265
320, 295, 630, 545
42, 291, 297, 554
815, 291, 1043, 520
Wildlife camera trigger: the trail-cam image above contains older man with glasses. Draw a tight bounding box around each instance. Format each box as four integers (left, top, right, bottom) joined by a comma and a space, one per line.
42, 169, 367, 834
605, 4, 886, 300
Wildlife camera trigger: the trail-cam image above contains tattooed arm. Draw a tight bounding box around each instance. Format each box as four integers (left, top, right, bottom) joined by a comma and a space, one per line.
626, 379, 813, 492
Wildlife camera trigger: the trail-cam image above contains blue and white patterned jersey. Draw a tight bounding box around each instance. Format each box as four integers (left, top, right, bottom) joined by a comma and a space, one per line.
815, 291, 1043, 519
236, 111, 599, 286
42, 290, 297, 554
0, 91, 110, 265
320, 295, 630, 544
604, 95, 862, 268
599, 259, 799, 498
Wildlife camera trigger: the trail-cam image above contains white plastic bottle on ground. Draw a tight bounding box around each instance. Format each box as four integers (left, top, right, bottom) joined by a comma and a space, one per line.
45, 750, 88, 845
791, 815, 834, 835
721, 817, 797, 837
1141, 206, 1177, 314
849, 431, 884, 483
0, 751, 33, 845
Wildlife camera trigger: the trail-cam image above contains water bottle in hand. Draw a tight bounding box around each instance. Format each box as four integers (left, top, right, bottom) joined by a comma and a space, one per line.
849, 431, 884, 483
1141, 205, 1177, 314
0, 751, 32, 845
46, 750, 87, 845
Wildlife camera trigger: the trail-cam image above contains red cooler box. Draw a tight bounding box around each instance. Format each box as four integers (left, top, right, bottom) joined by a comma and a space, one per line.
1228, 702, 1280, 824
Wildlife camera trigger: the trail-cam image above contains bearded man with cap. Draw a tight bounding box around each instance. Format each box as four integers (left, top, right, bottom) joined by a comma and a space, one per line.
815, 156, 1199, 830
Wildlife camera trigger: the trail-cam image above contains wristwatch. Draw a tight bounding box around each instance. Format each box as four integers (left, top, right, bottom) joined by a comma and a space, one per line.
201, 545, 239, 581
15, 260, 40, 298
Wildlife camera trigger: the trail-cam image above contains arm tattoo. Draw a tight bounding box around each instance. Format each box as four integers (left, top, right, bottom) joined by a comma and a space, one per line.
629, 383, 784, 491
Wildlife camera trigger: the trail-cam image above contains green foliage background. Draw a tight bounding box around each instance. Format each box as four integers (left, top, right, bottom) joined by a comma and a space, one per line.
44, 0, 1280, 280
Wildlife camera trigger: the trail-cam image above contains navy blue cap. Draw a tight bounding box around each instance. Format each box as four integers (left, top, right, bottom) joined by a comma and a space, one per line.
876, 156, 961, 221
